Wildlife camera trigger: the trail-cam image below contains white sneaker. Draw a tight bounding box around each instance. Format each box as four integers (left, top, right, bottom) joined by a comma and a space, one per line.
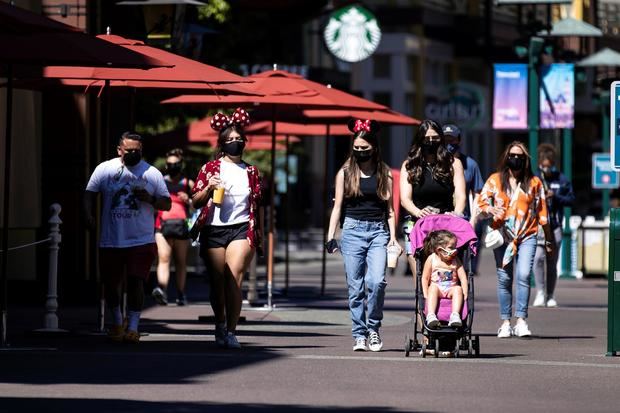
546, 297, 558, 308
353, 337, 367, 351
497, 323, 512, 338
225, 332, 241, 349
368, 331, 383, 352
426, 313, 440, 329
448, 312, 462, 328
532, 290, 546, 307
513, 320, 532, 337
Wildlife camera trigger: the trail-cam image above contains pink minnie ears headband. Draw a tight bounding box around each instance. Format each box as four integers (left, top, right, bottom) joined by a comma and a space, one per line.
210, 108, 251, 131
347, 118, 380, 134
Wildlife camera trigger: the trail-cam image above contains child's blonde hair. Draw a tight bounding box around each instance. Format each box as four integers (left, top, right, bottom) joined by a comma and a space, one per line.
423, 230, 457, 257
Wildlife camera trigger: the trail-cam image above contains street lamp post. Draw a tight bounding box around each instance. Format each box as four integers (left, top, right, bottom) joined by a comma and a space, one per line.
528, 37, 544, 168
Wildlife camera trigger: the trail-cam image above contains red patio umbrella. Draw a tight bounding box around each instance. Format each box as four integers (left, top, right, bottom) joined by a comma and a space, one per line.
33, 34, 251, 85
163, 69, 387, 307
302, 108, 420, 125
8, 33, 260, 159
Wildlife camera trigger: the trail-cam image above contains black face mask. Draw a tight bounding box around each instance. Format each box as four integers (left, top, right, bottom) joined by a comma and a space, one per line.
166, 161, 182, 176
353, 149, 373, 163
123, 150, 141, 167
222, 141, 245, 157
507, 157, 525, 171
422, 142, 441, 155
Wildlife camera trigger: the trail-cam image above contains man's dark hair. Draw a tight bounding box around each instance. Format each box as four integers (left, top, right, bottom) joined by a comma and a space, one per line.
119, 131, 143, 145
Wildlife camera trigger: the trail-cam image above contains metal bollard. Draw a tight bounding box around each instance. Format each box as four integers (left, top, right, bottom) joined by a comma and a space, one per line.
36, 204, 67, 333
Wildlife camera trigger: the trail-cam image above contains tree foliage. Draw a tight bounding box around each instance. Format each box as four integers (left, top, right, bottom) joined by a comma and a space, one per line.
198, 0, 231, 24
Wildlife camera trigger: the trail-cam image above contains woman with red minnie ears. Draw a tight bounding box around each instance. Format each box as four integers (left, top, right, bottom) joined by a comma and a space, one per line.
326, 119, 400, 352
191, 108, 263, 349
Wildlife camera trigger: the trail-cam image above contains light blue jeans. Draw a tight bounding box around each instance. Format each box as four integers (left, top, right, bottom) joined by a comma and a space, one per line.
340, 217, 389, 339
493, 235, 537, 320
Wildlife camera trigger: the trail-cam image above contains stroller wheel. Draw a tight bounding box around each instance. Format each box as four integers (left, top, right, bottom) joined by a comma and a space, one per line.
474, 336, 481, 357
434, 338, 440, 358
405, 335, 411, 357
454, 339, 460, 358
467, 339, 474, 357
421, 342, 427, 358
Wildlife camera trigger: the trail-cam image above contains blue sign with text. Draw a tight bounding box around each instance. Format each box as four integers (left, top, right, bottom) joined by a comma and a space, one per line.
593, 153, 620, 189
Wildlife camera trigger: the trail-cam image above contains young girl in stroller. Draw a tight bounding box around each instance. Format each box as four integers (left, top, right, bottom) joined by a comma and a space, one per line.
422, 230, 468, 329
404, 214, 480, 358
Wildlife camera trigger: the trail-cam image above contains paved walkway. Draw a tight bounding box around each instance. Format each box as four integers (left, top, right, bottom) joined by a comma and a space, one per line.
1, 248, 619, 413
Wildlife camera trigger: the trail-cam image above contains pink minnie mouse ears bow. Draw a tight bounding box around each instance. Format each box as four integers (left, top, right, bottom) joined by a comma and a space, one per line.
210, 107, 251, 131
347, 118, 380, 134
353, 119, 371, 133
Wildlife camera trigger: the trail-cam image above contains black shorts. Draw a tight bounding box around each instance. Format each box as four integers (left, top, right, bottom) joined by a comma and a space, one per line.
200, 222, 249, 251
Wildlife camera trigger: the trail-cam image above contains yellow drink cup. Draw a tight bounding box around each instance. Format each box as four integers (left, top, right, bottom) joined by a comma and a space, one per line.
213, 186, 225, 205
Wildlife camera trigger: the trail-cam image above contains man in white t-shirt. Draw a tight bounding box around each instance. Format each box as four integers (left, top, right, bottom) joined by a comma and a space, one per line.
84, 132, 171, 343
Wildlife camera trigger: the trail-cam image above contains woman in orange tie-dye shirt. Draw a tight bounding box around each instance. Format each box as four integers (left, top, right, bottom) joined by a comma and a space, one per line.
477, 141, 554, 339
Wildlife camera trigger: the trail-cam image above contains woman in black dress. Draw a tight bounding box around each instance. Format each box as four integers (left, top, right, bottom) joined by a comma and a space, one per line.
399, 119, 466, 275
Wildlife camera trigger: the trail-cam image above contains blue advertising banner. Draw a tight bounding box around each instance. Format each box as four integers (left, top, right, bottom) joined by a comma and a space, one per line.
540, 63, 574, 129
493, 64, 528, 130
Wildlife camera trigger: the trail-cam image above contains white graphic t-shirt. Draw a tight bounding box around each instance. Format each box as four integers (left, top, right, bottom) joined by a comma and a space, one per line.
86, 158, 169, 248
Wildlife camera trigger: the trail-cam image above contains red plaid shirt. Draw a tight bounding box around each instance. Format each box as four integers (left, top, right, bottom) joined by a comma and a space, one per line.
191, 159, 263, 248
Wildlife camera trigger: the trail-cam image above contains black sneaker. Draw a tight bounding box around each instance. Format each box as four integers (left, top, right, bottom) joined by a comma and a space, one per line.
151, 287, 168, 305
176, 293, 188, 306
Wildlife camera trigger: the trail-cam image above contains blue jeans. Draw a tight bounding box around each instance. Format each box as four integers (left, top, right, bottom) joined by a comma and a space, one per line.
341, 217, 389, 339
493, 235, 537, 320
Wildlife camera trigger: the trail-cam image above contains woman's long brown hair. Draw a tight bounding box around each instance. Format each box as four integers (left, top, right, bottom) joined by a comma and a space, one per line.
342, 130, 391, 201
497, 140, 534, 193
405, 119, 453, 187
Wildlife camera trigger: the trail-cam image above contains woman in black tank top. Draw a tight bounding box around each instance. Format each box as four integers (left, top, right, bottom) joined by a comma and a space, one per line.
326, 119, 401, 352
399, 120, 466, 274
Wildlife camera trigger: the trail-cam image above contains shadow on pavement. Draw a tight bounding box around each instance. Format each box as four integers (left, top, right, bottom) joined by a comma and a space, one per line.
0, 398, 428, 413
0, 339, 281, 385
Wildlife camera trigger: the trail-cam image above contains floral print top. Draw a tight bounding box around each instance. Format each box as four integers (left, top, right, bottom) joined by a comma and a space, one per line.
191, 158, 263, 248
478, 172, 548, 267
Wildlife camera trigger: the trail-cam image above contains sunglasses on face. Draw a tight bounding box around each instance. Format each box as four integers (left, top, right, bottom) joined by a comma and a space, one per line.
508, 153, 526, 160
439, 246, 458, 257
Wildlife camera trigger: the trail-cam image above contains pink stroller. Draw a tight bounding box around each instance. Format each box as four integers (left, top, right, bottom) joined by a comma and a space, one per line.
404, 214, 480, 358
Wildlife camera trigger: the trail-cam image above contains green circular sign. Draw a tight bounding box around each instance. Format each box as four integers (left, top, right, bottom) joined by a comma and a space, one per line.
324, 5, 382, 63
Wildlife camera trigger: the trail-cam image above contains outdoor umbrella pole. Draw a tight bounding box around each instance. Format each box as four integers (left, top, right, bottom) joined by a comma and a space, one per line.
267, 109, 277, 308
1, 65, 13, 347
284, 134, 290, 295
321, 124, 330, 296
105, 80, 111, 158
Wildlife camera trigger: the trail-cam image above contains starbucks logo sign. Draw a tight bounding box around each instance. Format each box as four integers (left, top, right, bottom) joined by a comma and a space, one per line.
324, 5, 381, 63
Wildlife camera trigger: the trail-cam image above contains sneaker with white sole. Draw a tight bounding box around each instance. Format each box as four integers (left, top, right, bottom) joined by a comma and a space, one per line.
353, 337, 367, 351
513, 320, 532, 337
546, 297, 558, 308
368, 331, 383, 352
426, 313, 440, 329
151, 287, 168, 306
225, 332, 241, 349
532, 290, 546, 307
448, 312, 462, 328
497, 323, 512, 338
